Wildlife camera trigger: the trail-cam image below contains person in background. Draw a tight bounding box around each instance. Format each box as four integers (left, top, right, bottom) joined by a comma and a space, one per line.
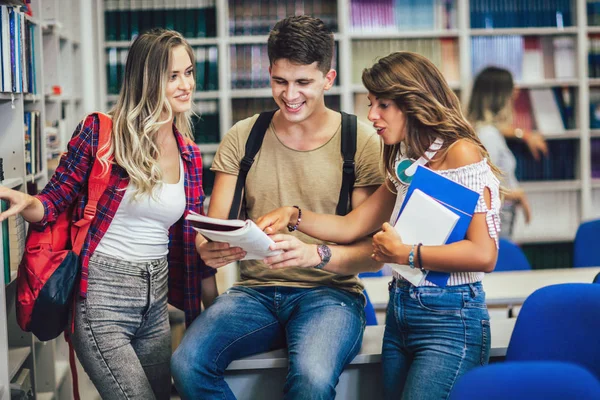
0, 29, 216, 400
171, 15, 383, 400
467, 66, 546, 236
257, 51, 502, 400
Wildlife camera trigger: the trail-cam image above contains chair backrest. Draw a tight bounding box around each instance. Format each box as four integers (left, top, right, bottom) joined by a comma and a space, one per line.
494, 238, 532, 272
449, 361, 600, 400
506, 283, 600, 380
358, 270, 384, 278
362, 290, 378, 326
574, 219, 600, 268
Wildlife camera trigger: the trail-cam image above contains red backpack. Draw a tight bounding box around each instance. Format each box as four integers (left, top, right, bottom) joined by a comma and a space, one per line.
16, 113, 113, 341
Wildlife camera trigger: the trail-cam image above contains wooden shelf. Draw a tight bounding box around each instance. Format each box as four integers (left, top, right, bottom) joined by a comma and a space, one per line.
1, 177, 24, 189
36, 392, 55, 400
470, 27, 578, 36
198, 143, 220, 153
8, 347, 31, 380
55, 361, 69, 389
542, 130, 580, 140
515, 79, 579, 88
521, 180, 582, 193
349, 29, 459, 39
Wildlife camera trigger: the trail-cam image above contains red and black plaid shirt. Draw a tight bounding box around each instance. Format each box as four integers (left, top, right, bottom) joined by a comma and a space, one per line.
34, 114, 215, 325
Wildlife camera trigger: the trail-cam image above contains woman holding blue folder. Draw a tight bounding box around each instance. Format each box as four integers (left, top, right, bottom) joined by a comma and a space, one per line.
257, 52, 502, 400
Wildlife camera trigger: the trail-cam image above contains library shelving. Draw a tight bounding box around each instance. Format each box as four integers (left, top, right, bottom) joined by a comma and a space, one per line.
0, 0, 90, 399
96, 0, 597, 248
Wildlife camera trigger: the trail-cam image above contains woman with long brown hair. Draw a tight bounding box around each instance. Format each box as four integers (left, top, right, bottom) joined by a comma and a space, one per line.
256, 52, 502, 399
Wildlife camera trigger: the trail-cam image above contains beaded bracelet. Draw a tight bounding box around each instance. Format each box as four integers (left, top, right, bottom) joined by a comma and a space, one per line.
408, 244, 417, 269
287, 205, 302, 232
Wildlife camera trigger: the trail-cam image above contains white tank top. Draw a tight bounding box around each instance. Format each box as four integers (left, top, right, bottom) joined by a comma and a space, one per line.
95, 158, 186, 260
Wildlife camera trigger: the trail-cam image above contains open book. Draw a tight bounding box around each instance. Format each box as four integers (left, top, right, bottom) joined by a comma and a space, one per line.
186, 211, 282, 260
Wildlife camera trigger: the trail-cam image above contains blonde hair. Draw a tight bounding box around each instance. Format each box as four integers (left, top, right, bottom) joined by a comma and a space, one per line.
102, 29, 196, 198
361, 51, 503, 188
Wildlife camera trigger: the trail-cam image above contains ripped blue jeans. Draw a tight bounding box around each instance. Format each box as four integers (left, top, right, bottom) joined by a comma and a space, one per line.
172, 285, 366, 400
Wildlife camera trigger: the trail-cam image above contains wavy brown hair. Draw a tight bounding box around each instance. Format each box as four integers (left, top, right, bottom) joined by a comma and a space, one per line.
361, 51, 502, 185
103, 29, 196, 199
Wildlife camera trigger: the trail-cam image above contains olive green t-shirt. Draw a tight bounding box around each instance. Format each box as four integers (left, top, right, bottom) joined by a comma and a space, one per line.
211, 113, 383, 295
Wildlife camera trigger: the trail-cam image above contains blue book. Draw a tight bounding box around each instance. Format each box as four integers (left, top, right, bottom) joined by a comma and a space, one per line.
398, 165, 480, 287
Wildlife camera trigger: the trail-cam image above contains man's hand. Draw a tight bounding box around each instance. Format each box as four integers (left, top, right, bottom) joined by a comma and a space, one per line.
195, 233, 246, 268
262, 234, 321, 269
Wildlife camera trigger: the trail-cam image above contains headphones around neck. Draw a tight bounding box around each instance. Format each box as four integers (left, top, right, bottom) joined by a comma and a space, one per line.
394, 138, 444, 185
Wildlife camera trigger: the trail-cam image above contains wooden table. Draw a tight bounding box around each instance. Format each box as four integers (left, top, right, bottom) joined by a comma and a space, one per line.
362, 267, 600, 311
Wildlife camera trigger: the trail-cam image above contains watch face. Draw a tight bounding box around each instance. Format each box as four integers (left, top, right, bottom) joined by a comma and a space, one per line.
318, 244, 332, 262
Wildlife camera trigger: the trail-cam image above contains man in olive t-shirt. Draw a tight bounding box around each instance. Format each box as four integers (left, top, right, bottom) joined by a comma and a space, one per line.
172, 16, 383, 400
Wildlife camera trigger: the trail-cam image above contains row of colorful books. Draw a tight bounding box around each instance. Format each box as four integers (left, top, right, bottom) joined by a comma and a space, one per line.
106, 45, 218, 95
472, 35, 576, 83
469, 0, 573, 29
104, 0, 217, 41
587, 0, 600, 27
508, 139, 577, 181
0, 5, 36, 93
230, 43, 338, 90
588, 35, 600, 78
349, 0, 456, 32
512, 87, 576, 137
351, 39, 459, 84
229, 0, 338, 35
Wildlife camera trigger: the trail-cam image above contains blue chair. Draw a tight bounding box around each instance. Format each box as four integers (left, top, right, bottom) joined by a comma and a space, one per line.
494, 238, 531, 272
594, 272, 600, 284
358, 270, 384, 278
363, 290, 378, 326
449, 361, 600, 400
358, 272, 382, 325
506, 283, 600, 380
574, 219, 600, 268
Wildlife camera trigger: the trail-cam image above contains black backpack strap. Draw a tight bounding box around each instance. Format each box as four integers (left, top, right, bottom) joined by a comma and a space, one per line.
228, 109, 278, 219
336, 112, 357, 216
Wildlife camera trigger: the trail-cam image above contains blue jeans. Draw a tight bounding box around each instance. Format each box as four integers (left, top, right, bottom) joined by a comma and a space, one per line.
171, 286, 366, 400
382, 279, 490, 400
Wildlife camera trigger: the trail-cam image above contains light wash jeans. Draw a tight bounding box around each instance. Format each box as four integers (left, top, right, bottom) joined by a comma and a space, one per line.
70, 252, 171, 400
382, 279, 490, 400
171, 285, 366, 400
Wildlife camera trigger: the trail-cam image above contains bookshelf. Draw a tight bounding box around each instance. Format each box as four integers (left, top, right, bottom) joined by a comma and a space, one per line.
96, 0, 596, 254
0, 0, 92, 399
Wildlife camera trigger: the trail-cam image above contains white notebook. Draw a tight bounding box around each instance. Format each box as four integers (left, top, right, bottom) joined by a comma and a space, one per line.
388, 189, 460, 286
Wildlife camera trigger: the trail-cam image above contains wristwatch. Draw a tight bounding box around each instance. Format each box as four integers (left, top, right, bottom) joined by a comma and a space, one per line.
314, 244, 331, 270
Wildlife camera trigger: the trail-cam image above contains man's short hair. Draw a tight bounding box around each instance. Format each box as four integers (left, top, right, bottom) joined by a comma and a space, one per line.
267, 15, 335, 74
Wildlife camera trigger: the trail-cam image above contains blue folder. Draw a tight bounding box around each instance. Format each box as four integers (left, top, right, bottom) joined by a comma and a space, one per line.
397, 165, 480, 287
